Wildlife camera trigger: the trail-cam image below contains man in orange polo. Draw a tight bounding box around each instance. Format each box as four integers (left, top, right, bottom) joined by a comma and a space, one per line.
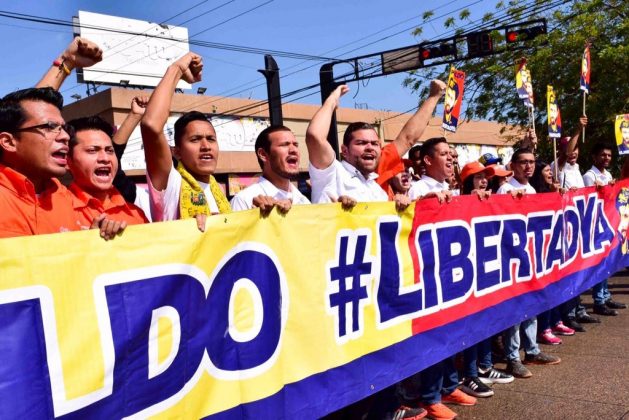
67, 116, 148, 235
0, 87, 79, 238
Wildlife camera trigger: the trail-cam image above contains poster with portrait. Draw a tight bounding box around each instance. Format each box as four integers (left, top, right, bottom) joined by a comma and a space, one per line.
515, 59, 534, 108
547, 85, 562, 138
615, 114, 629, 155
442, 67, 465, 133
580, 44, 591, 94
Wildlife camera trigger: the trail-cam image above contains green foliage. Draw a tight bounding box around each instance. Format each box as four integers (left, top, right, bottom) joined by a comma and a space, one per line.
404, 0, 629, 171
422, 10, 434, 21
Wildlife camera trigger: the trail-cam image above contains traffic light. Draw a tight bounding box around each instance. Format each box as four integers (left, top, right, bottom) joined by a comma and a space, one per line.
505, 25, 546, 44
466, 31, 493, 58
419, 42, 457, 61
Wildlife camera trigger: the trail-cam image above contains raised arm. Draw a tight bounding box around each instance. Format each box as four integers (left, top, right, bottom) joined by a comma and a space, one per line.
392, 79, 446, 156
113, 96, 149, 149
36, 37, 103, 90
140, 52, 202, 190
564, 116, 588, 156
305, 84, 349, 169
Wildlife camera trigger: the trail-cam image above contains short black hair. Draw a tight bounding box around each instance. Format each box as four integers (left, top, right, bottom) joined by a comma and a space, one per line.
174, 111, 213, 147
254, 125, 292, 169
510, 147, 535, 164
409, 144, 422, 160
67, 116, 114, 156
591, 142, 612, 156
0, 87, 64, 134
342, 121, 377, 147
420, 137, 447, 160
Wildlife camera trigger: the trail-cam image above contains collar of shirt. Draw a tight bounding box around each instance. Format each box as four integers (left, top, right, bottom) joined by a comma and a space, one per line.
0, 163, 63, 201
419, 175, 449, 192
508, 177, 531, 189
69, 182, 127, 212
341, 160, 379, 182
258, 176, 294, 201
589, 165, 611, 178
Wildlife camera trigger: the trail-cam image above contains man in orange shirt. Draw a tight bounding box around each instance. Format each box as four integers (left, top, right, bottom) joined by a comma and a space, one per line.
67, 116, 148, 236
0, 87, 80, 238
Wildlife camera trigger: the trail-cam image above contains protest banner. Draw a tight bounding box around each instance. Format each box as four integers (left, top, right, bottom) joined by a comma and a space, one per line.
442, 67, 465, 133
615, 114, 629, 155
1, 183, 629, 418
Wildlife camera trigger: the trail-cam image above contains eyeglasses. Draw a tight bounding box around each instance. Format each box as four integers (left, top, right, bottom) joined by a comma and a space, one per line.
515, 159, 535, 166
14, 121, 74, 137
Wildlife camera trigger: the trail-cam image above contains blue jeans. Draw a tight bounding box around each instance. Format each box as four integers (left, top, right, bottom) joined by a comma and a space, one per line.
592, 279, 611, 305
504, 317, 539, 362
419, 356, 459, 404
565, 296, 588, 319
537, 307, 561, 331
462, 338, 493, 377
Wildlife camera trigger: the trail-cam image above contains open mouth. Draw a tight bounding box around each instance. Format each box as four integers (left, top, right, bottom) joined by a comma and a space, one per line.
361, 154, 376, 162
199, 154, 214, 162
94, 167, 111, 179
52, 150, 68, 165
286, 155, 299, 165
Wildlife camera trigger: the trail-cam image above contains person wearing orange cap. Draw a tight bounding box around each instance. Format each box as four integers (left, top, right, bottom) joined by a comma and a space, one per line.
458, 161, 516, 398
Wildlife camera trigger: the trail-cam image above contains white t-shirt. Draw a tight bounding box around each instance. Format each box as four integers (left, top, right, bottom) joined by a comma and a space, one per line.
583, 166, 612, 187
496, 177, 537, 195
148, 165, 219, 222
551, 161, 584, 189
309, 160, 388, 203
134, 185, 152, 222
230, 176, 310, 211
408, 175, 450, 199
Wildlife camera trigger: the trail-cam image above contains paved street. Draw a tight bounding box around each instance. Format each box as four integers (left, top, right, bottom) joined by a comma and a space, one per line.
456, 274, 629, 420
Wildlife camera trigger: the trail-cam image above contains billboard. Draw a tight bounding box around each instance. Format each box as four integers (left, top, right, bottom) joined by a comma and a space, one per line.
76, 11, 191, 89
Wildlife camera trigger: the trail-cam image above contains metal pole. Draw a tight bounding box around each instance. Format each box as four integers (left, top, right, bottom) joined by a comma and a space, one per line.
582, 91, 586, 143
258, 55, 283, 126
319, 63, 340, 159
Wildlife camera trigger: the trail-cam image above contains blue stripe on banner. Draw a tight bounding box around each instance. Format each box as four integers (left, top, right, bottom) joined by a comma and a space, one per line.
206, 244, 629, 419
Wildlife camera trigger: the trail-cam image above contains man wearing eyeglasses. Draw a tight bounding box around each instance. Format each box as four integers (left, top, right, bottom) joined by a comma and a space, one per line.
0, 87, 80, 238
496, 147, 561, 379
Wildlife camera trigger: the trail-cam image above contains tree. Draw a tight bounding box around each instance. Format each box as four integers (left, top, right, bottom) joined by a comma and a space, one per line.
404, 0, 628, 170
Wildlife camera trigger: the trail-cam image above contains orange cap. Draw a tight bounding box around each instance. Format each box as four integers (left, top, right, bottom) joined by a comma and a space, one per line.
460, 161, 492, 183
486, 165, 513, 178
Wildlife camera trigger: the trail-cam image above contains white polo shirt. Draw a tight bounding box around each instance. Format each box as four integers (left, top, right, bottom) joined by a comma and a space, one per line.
496, 177, 537, 194
408, 175, 450, 199
147, 165, 219, 221
230, 176, 310, 211
583, 166, 612, 187
309, 160, 388, 203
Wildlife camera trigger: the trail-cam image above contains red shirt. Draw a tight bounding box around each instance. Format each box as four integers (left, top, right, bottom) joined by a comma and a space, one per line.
69, 183, 148, 229
377, 142, 405, 199
0, 164, 80, 238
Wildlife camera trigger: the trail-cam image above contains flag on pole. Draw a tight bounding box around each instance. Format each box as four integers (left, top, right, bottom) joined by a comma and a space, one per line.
547, 85, 562, 138
615, 114, 629, 155
442, 67, 465, 133
580, 44, 591, 94
515, 58, 534, 108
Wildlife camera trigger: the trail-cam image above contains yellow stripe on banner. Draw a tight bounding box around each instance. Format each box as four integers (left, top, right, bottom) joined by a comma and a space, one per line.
0, 202, 415, 418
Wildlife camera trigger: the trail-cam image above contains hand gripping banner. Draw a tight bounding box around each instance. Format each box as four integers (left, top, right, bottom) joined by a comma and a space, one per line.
1, 183, 629, 418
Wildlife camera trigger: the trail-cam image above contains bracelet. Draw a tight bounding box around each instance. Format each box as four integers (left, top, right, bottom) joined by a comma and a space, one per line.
53, 57, 71, 75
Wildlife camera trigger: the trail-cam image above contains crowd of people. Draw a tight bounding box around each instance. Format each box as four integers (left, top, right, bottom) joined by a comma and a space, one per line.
0, 37, 626, 420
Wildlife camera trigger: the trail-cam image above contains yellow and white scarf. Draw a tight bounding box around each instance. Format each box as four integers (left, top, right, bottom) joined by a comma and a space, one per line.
176, 161, 231, 219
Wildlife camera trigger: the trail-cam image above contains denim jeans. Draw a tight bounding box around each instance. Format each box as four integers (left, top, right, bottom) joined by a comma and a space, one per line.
419, 356, 459, 404
565, 296, 588, 319
504, 317, 539, 362
592, 279, 611, 305
537, 307, 561, 331
462, 337, 493, 377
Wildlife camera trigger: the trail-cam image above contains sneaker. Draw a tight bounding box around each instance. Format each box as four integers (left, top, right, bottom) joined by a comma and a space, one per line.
605, 299, 627, 309
563, 318, 585, 332
523, 352, 561, 365
551, 321, 575, 336
593, 304, 618, 316
538, 329, 562, 345
576, 313, 600, 323
441, 388, 477, 406
460, 377, 494, 398
419, 403, 457, 420
478, 367, 515, 384
393, 405, 427, 420
506, 360, 532, 378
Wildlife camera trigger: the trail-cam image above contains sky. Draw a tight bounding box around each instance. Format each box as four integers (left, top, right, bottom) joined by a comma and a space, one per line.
0, 0, 497, 115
